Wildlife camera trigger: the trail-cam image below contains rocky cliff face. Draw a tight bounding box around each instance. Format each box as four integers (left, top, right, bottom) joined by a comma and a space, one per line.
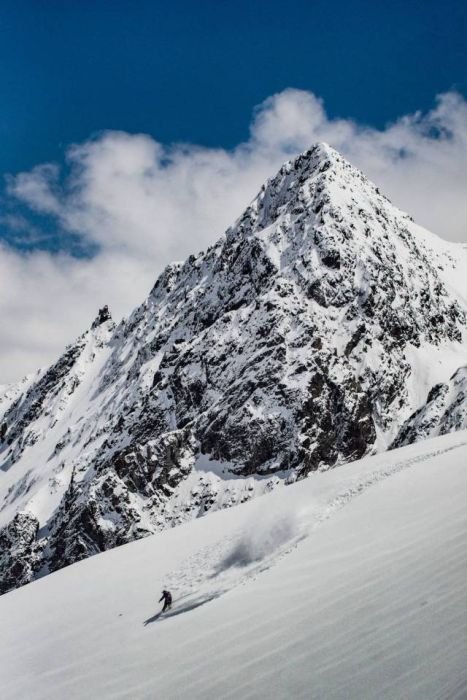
392, 367, 467, 448
2, 143, 467, 594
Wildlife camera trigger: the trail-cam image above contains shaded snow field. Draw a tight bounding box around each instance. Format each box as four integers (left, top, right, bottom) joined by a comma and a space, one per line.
1, 431, 467, 699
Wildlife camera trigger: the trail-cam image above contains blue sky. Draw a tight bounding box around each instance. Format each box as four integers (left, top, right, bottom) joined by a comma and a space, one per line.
0, 0, 466, 175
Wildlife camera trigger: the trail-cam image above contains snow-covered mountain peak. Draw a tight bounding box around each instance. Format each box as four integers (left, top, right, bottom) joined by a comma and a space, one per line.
230, 142, 388, 240
2, 145, 467, 594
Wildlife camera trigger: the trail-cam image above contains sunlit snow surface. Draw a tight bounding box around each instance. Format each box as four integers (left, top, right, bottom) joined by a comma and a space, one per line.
1, 430, 466, 699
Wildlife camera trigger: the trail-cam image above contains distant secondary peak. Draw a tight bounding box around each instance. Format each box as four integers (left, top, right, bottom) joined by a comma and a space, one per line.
91, 305, 112, 329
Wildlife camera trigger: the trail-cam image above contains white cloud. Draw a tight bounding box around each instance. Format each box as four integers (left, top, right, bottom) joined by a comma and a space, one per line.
7, 163, 62, 215
2, 89, 467, 382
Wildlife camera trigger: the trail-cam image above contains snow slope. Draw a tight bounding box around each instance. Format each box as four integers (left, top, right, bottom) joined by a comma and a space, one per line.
1, 430, 466, 700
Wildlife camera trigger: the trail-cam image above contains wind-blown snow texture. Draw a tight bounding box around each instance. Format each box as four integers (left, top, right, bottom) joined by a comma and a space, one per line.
2, 143, 467, 593
1, 432, 467, 699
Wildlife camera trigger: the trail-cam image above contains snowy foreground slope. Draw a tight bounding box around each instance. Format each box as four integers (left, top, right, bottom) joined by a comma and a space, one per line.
3, 143, 467, 594
1, 431, 467, 700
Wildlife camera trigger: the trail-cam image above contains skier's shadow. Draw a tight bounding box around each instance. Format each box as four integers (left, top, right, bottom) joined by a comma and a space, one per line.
144, 590, 224, 626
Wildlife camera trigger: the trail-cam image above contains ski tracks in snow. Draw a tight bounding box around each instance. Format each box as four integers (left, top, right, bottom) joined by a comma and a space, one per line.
159, 439, 467, 619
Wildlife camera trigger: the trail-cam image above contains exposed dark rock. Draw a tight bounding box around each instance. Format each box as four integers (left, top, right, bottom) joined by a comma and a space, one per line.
0, 512, 41, 594
91, 305, 112, 329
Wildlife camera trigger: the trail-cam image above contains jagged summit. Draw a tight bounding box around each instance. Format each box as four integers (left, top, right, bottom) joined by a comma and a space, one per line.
233, 141, 388, 232
2, 145, 467, 594
91, 305, 112, 329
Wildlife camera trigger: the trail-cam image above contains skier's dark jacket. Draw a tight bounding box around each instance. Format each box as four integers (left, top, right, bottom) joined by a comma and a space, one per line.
159, 590, 172, 604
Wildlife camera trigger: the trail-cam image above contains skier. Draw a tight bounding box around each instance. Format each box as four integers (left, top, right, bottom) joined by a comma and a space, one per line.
159, 589, 172, 613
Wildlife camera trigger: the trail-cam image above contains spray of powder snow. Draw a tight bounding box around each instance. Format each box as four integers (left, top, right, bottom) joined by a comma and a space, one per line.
218, 505, 303, 571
